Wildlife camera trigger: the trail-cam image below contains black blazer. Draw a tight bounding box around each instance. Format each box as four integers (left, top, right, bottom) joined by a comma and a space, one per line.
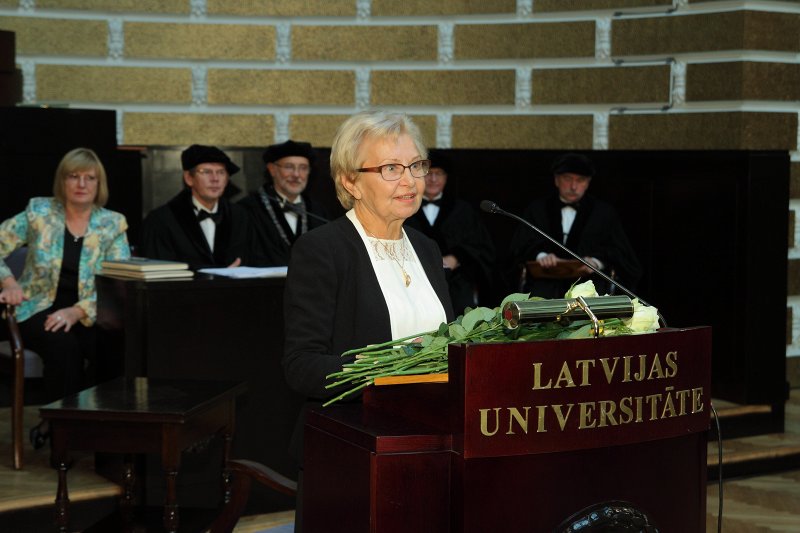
507, 193, 642, 297
282, 215, 454, 462
283, 215, 454, 399
238, 186, 328, 267
140, 189, 252, 270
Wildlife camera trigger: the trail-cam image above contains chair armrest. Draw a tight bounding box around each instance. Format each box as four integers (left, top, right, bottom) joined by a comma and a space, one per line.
228, 459, 297, 496
209, 459, 297, 533
2, 304, 24, 356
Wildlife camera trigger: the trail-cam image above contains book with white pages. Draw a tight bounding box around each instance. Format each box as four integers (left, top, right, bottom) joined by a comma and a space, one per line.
100, 268, 195, 280
101, 257, 190, 272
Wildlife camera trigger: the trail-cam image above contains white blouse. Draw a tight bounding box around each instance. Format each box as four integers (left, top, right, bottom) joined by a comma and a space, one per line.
347, 209, 448, 340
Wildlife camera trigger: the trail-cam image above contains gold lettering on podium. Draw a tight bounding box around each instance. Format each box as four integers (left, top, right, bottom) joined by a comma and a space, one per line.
554, 361, 576, 388
536, 405, 547, 433
575, 359, 595, 386
619, 396, 634, 424
479, 347, 705, 440
578, 402, 596, 429
665, 351, 678, 377
600, 357, 619, 384
692, 387, 704, 413
552, 404, 573, 430
598, 400, 617, 427
506, 407, 530, 435
479, 408, 501, 436
479, 386, 707, 437
535, 351, 681, 389
531, 363, 551, 390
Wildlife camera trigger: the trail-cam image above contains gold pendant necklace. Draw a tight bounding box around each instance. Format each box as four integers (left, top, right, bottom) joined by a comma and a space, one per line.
366, 230, 411, 287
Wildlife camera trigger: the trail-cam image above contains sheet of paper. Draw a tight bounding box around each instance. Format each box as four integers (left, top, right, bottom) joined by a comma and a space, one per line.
197, 266, 288, 279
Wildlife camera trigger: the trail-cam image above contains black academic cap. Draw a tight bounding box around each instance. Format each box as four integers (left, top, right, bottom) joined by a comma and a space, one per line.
262, 140, 315, 164
181, 144, 240, 176
550, 153, 595, 177
428, 150, 454, 174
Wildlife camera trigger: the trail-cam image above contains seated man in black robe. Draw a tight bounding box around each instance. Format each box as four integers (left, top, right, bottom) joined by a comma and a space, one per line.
140, 144, 252, 269
508, 153, 642, 299
238, 140, 329, 266
405, 151, 495, 316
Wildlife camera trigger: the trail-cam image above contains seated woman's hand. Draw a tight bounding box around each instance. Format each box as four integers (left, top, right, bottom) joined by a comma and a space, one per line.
45, 306, 85, 333
0, 277, 26, 306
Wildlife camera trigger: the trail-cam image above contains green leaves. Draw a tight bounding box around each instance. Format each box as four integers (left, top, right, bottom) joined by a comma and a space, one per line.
448, 323, 468, 340
500, 292, 531, 308
324, 291, 659, 406
461, 306, 496, 333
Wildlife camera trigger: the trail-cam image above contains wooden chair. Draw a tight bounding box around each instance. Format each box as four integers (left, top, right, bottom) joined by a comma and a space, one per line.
0, 247, 43, 470
209, 459, 297, 533
0, 303, 41, 469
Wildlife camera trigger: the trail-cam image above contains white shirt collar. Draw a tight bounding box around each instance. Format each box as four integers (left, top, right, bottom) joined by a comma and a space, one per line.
191, 195, 218, 213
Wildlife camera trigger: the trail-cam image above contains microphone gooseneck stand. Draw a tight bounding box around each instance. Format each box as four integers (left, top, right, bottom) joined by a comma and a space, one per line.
480, 200, 667, 328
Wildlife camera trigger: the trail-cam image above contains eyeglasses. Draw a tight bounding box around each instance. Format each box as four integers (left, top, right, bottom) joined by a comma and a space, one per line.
356, 160, 431, 181
274, 163, 310, 174
425, 169, 447, 181
195, 168, 228, 178
66, 173, 98, 183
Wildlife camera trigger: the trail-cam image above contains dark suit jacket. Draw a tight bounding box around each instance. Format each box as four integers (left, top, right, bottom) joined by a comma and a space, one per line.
282, 215, 454, 462
139, 189, 251, 270
238, 185, 328, 267
507, 193, 642, 298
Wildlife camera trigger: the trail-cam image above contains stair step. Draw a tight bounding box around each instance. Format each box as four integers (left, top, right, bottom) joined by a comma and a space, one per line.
715, 404, 772, 418
707, 433, 800, 480
711, 400, 785, 439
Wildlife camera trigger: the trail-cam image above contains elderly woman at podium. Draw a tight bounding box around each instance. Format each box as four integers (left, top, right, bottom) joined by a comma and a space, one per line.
282, 111, 454, 529
0, 147, 130, 449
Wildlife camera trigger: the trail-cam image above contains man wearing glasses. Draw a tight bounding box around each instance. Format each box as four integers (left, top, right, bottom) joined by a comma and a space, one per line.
140, 144, 252, 269
239, 140, 328, 266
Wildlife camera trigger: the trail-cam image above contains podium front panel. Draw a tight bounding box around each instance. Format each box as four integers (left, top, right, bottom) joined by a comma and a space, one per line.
450, 327, 712, 459
454, 433, 707, 532
314, 327, 711, 532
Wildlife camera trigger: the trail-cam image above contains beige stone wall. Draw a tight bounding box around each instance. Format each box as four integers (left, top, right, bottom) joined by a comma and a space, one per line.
1, 2, 797, 152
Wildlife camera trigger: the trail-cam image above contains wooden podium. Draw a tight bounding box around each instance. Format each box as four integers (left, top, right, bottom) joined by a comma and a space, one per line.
304, 327, 711, 533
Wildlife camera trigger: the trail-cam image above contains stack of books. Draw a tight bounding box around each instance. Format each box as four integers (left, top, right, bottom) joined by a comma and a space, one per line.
100, 258, 194, 280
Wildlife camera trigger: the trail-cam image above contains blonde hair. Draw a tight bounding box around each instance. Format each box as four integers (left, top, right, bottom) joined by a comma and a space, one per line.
52, 147, 109, 207
330, 111, 427, 209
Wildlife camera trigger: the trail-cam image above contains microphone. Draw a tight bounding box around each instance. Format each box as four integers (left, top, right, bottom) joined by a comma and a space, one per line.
481, 200, 666, 327
266, 194, 329, 224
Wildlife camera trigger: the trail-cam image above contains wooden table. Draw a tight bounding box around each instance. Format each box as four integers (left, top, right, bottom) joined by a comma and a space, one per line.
96, 273, 302, 514
39, 377, 247, 533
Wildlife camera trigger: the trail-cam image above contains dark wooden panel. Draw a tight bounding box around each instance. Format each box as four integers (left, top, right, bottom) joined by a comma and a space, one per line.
0, 70, 21, 106
0, 30, 14, 71
95, 274, 303, 513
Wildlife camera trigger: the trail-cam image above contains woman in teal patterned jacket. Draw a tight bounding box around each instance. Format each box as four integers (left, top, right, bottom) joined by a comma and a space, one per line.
0, 147, 130, 448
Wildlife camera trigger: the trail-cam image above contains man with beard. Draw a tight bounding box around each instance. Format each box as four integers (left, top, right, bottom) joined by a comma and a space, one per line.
239, 140, 328, 266
140, 144, 251, 269
405, 151, 495, 316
